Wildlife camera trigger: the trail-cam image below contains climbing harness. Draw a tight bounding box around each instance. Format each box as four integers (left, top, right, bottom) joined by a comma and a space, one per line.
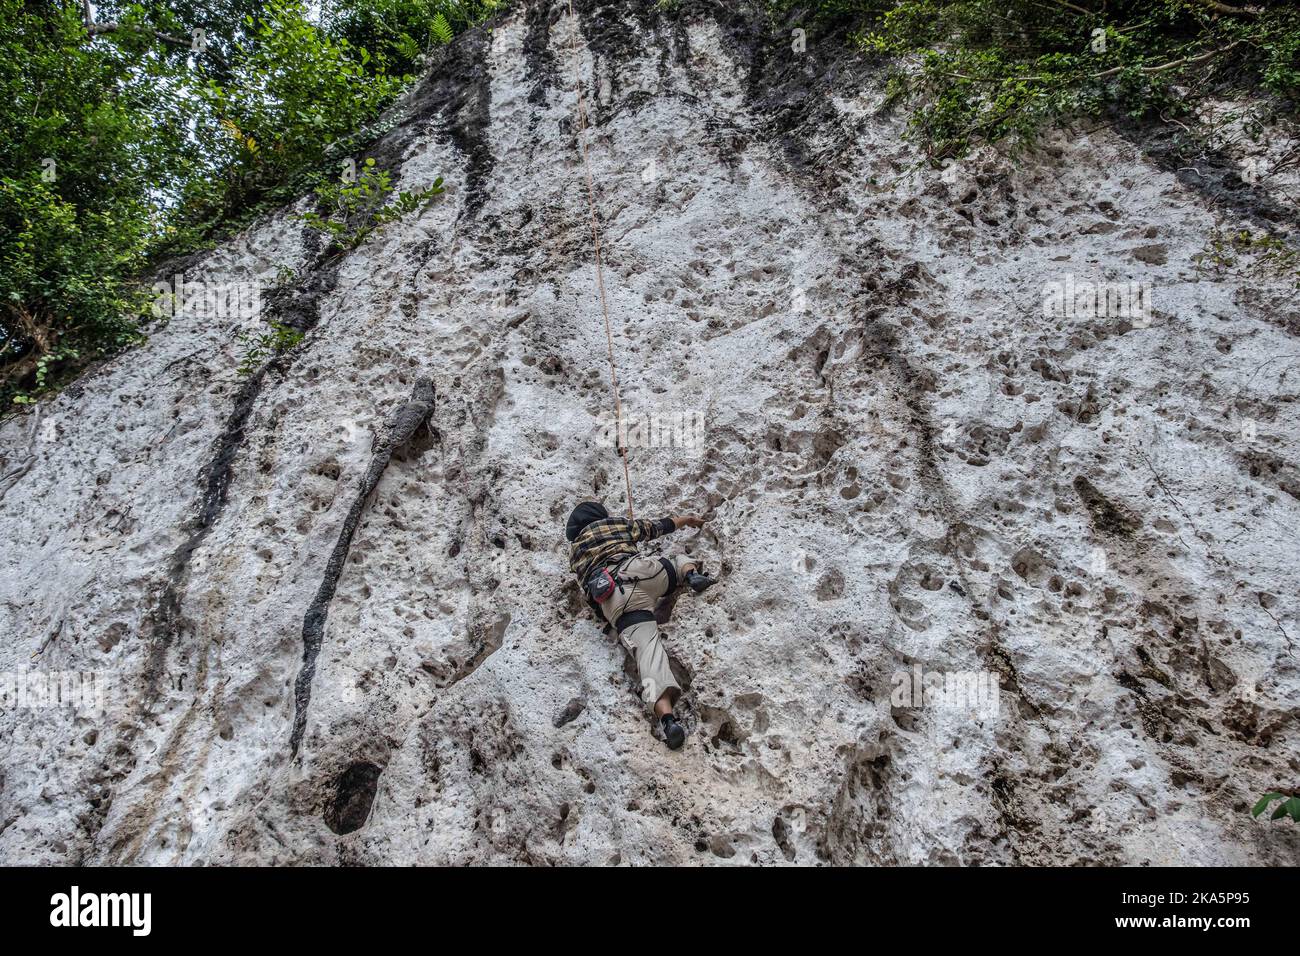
585, 553, 636, 605
614, 609, 657, 635
565, 0, 635, 520
585, 553, 673, 607
588, 555, 678, 636
608, 558, 685, 636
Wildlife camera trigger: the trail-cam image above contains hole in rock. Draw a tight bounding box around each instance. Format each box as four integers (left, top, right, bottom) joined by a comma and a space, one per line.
325, 761, 382, 835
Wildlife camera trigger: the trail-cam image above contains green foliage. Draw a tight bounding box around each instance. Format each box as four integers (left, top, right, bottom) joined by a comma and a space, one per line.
10, 346, 84, 406
298, 158, 445, 250
3, 0, 493, 407
1196, 226, 1300, 288
766, 1, 1300, 162
325, 0, 499, 76
0, 0, 174, 404
765, 0, 876, 24
189, 1, 407, 228
22, 0, 1296, 409
237, 320, 305, 377
431, 13, 454, 45
1252, 792, 1300, 823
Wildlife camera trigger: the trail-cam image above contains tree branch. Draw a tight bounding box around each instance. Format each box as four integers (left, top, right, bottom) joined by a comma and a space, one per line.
1188, 0, 1261, 17
1090, 39, 1244, 79
83, 16, 229, 69
940, 40, 1245, 84
1035, 0, 1097, 17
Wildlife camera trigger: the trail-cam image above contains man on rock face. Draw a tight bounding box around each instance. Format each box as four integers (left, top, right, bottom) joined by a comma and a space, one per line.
564, 501, 716, 750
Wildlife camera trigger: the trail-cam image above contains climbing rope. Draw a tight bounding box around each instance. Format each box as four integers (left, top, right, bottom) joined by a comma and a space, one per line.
565, 0, 636, 520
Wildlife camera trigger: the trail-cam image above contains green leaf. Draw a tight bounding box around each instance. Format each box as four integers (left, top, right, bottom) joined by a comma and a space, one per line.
431, 12, 454, 46
1252, 793, 1283, 817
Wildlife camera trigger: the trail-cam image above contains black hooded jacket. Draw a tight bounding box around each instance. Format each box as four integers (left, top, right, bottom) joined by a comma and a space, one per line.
565, 501, 608, 542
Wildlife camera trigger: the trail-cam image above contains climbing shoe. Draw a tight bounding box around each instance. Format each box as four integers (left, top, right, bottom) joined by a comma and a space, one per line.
661, 713, 686, 750
685, 570, 716, 594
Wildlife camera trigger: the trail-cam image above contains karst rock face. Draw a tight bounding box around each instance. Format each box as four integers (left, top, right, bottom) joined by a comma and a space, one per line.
1, 0, 1298, 866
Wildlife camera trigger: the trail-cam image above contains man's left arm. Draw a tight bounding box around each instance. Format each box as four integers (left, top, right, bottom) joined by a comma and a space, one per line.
629, 514, 705, 542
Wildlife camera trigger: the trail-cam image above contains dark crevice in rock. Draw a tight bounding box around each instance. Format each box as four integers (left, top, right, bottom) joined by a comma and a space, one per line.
325, 761, 383, 835
1239, 448, 1300, 501
290, 378, 437, 755
553, 696, 586, 727
772, 812, 797, 862
269, 239, 338, 335
1073, 474, 1143, 537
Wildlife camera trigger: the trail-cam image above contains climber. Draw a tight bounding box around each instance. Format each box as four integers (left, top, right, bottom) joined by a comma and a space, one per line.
565, 501, 716, 750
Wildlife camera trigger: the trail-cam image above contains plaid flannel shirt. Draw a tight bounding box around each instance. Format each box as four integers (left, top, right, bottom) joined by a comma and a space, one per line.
569, 516, 675, 583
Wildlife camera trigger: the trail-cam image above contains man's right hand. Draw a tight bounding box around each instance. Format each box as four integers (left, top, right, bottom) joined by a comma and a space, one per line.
674, 515, 705, 529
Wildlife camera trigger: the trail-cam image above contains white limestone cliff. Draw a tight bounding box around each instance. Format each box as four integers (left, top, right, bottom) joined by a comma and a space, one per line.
1, 0, 1297, 865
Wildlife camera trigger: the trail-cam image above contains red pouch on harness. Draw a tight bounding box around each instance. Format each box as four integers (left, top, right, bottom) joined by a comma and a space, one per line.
584, 567, 618, 604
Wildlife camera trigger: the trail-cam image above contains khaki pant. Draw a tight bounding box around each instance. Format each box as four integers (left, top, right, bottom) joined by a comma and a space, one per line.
600, 553, 697, 711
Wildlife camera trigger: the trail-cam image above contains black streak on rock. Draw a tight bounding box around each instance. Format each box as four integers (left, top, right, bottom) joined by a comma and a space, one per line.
524, 0, 561, 106
365, 26, 495, 222
289, 378, 437, 755
571, 0, 648, 122
78, 231, 349, 859
138, 245, 344, 702
704, 1, 877, 186
1112, 115, 1300, 238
